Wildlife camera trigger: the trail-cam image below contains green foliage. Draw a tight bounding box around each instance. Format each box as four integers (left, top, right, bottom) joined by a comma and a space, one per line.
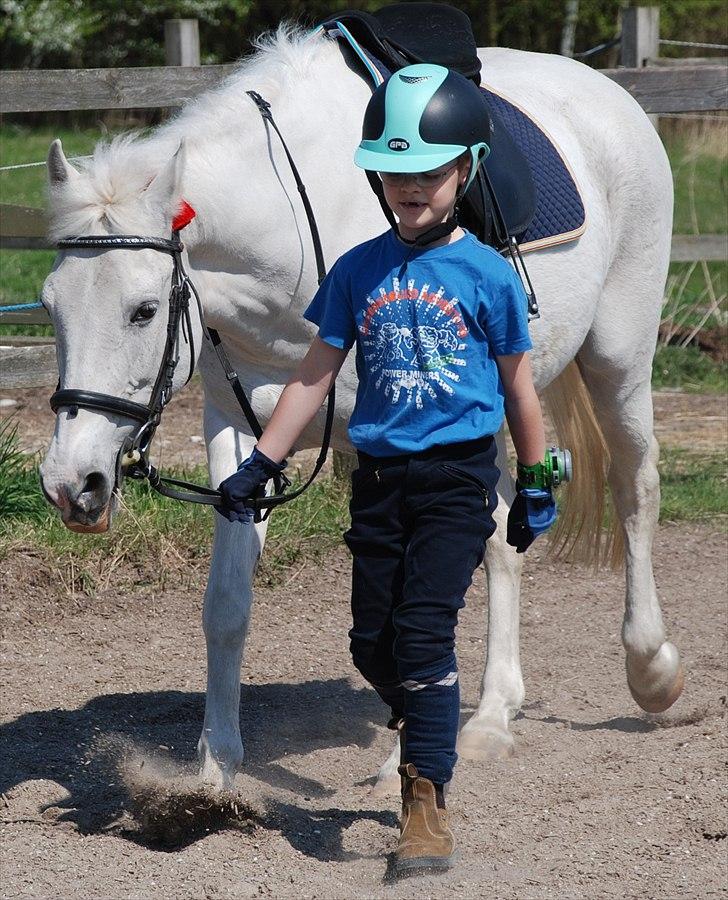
3, 1, 727, 69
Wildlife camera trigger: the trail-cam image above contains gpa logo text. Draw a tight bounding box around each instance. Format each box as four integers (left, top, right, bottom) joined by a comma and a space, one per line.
388, 138, 410, 151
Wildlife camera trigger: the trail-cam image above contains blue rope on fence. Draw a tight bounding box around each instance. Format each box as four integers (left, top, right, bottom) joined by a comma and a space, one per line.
0, 301, 44, 313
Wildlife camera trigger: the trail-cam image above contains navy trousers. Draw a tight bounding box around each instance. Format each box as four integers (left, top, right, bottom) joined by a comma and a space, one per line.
344, 436, 499, 786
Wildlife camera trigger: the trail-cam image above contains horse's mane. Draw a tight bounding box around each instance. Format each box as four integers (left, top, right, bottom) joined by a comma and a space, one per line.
48, 24, 330, 240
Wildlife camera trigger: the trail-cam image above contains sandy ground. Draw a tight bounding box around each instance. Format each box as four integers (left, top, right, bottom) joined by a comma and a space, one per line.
1, 384, 727, 899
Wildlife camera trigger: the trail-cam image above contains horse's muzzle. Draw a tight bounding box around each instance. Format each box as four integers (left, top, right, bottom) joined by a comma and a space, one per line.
40, 470, 114, 533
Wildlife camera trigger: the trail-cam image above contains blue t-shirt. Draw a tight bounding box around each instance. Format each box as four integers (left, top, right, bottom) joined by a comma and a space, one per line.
304, 229, 532, 456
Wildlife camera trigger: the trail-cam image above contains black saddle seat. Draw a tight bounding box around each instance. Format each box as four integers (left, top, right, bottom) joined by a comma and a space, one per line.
323, 3, 482, 83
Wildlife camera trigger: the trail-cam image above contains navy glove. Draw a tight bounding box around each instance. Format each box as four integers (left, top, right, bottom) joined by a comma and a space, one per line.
506, 485, 557, 553
217, 447, 287, 523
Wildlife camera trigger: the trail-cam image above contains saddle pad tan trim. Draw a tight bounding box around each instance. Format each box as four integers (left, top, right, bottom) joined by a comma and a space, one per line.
480, 83, 588, 254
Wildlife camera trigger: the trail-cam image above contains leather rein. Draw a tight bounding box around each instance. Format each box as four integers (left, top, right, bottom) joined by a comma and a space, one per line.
49, 91, 335, 522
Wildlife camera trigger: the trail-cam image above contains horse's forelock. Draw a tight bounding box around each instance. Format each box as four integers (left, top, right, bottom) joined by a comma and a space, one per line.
47, 135, 175, 241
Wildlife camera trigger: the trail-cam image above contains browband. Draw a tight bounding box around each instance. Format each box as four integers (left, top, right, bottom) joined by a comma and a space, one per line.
57, 235, 183, 254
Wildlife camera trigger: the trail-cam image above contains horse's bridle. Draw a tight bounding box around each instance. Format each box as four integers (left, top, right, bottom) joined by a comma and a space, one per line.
48, 90, 334, 520
48, 231, 228, 505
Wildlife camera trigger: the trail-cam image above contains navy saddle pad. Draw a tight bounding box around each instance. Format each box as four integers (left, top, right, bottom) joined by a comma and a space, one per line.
321, 9, 586, 253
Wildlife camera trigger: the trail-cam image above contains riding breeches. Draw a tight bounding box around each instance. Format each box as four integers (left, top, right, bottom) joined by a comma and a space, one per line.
344, 435, 499, 786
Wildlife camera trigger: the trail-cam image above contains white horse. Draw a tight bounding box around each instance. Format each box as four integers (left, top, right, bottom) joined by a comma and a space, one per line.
39, 27, 683, 792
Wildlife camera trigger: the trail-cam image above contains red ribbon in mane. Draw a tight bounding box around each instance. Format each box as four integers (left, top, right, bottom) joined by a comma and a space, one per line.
172, 200, 196, 232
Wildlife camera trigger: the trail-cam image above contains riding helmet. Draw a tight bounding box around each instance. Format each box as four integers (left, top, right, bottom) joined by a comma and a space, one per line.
354, 63, 491, 191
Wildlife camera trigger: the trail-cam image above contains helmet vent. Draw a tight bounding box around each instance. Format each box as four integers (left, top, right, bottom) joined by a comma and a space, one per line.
398, 74, 431, 84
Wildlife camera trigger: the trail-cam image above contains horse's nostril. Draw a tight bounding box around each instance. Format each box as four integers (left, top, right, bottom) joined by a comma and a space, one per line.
81, 471, 107, 496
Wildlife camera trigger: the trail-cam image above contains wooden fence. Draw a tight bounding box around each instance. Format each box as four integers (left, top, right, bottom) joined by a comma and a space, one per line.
1, 12, 726, 388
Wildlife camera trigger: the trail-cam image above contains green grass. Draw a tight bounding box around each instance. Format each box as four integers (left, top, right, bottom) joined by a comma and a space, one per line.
652, 345, 726, 393
1, 412, 724, 599
659, 446, 728, 525
0, 122, 145, 207
661, 127, 728, 338
664, 131, 728, 236
0, 417, 350, 594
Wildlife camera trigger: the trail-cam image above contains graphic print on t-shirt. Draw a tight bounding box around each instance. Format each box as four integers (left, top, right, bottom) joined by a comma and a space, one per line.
358, 275, 469, 410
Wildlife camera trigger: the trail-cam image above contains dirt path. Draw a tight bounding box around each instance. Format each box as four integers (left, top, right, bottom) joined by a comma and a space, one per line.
1, 524, 726, 899
1, 384, 726, 898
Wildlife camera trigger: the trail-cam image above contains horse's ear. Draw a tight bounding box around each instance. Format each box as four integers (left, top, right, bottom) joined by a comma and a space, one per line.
47, 139, 79, 185
144, 140, 186, 208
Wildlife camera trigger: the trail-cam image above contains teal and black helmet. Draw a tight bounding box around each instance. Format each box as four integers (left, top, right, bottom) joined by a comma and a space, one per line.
354, 63, 491, 191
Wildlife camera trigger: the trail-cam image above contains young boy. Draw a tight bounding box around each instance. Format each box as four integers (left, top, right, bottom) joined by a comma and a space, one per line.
218, 65, 556, 876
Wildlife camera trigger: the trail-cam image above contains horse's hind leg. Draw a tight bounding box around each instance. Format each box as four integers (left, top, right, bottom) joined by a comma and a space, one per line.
578, 295, 684, 713
458, 429, 525, 759
197, 401, 268, 787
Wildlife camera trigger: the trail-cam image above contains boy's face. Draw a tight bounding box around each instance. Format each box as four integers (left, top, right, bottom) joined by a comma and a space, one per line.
380, 156, 470, 241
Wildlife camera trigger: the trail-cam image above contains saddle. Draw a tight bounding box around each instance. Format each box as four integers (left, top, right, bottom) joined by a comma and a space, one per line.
321, 3, 483, 83
320, 2, 537, 248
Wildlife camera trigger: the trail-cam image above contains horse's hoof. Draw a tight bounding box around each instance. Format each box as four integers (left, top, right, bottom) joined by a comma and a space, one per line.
626, 641, 685, 713
457, 720, 515, 761
197, 741, 243, 790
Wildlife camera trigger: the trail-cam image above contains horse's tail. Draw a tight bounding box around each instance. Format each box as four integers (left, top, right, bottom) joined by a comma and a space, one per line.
542, 361, 624, 569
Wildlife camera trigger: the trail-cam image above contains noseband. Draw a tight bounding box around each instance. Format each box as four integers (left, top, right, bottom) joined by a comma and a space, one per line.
48, 91, 334, 521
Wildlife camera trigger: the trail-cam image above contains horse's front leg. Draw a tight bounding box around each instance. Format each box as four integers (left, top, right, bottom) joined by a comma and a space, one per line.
197, 404, 268, 788
459, 429, 525, 759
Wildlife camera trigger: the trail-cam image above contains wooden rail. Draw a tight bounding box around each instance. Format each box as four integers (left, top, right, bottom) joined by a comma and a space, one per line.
1, 62, 725, 115
0, 64, 238, 114
601, 65, 727, 113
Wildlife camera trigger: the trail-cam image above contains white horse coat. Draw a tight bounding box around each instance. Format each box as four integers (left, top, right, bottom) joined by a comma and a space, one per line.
39, 28, 682, 790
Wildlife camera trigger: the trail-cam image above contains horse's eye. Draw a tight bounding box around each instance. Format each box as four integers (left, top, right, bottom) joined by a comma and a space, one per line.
131, 302, 158, 324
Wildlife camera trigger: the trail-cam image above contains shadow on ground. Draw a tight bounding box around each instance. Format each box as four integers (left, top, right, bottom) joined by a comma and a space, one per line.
0, 678, 387, 853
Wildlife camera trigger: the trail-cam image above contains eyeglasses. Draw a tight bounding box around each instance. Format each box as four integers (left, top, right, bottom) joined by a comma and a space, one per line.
377, 164, 458, 189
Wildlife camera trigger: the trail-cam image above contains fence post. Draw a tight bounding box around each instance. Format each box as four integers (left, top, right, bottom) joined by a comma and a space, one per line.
621, 6, 660, 67
164, 19, 200, 67
560, 0, 580, 58
621, 6, 660, 127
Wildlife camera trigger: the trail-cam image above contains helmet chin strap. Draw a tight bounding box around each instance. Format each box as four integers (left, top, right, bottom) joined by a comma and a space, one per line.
396, 173, 468, 248
396, 216, 458, 248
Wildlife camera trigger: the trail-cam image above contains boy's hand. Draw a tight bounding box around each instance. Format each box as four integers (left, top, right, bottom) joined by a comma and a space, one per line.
217, 448, 287, 523
506, 486, 556, 553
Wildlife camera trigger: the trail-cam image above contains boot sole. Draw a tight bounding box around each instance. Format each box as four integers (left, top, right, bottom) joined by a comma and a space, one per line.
392, 851, 458, 878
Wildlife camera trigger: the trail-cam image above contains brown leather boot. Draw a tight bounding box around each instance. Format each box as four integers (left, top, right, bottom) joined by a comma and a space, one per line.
393, 762, 456, 877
